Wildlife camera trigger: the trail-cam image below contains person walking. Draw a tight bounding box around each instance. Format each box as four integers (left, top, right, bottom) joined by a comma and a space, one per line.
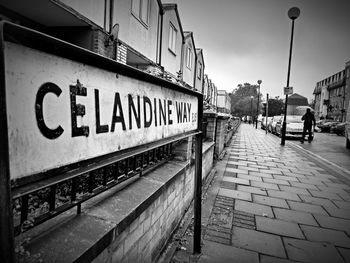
301, 108, 316, 143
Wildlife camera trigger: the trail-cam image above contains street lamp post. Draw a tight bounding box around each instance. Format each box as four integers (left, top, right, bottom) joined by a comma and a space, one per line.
256, 80, 262, 129
250, 96, 254, 124
281, 7, 300, 146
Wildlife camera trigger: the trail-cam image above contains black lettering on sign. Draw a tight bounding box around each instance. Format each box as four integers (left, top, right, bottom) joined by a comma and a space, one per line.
70, 80, 89, 137
128, 94, 141, 129
111, 92, 126, 131
183, 103, 187, 122
35, 82, 64, 139
153, 98, 157, 127
95, 89, 109, 133
168, 100, 173, 125
159, 99, 166, 126
143, 96, 152, 128
187, 103, 191, 122
176, 102, 183, 123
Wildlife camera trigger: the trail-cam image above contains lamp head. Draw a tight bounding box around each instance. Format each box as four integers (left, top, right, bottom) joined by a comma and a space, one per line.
288, 7, 300, 20
257, 80, 262, 85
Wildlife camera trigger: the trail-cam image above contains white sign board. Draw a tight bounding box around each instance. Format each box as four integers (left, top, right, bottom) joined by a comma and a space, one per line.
284, 86, 293, 95
4, 42, 198, 180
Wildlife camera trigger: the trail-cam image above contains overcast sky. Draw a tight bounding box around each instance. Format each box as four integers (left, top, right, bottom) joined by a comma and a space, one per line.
164, 0, 350, 102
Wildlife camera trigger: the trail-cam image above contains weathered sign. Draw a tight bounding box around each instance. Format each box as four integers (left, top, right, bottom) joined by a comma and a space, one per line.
3, 41, 198, 180
284, 86, 293, 95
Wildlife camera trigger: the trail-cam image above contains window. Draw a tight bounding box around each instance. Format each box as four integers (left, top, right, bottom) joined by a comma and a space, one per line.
131, 0, 149, 25
197, 62, 202, 79
186, 47, 192, 69
168, 23, 177, 54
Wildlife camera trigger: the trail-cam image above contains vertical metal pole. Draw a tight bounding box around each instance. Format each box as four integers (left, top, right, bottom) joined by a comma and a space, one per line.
281, 19, 295, 146
266, 93, 269, 134
0, 23, 15, 262
255, 84, 260, 129
193, 95, 203, 254
250, 98, 253, 124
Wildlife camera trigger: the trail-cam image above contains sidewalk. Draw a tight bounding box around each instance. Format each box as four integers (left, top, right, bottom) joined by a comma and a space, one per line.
170, 123, 350, 263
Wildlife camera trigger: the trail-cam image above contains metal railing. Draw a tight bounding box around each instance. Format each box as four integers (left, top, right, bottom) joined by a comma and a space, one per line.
202, 121, 208, 141
12, 143, 173, 236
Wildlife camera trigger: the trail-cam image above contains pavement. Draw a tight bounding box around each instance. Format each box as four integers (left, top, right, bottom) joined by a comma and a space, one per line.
169, 123, 350, 263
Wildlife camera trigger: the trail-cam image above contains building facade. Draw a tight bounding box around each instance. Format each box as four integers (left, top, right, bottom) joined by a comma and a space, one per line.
217, 90, 231, 114
313, 63, 349, 122
194, 48, 205, 92
182, 31, 197, 88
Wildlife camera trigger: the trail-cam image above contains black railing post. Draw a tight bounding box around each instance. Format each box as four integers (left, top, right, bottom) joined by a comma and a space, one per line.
0, 22, 15, 262
193, 97, 203, 254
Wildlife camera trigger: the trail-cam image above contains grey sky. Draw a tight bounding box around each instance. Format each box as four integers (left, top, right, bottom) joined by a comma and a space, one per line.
164, 0, 350, 102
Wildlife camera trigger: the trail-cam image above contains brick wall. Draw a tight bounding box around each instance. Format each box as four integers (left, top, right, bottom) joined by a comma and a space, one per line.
116, 42, 127, 64
92, 29, 114, 59
91, 143, 215, 263
215, 118, 227, 157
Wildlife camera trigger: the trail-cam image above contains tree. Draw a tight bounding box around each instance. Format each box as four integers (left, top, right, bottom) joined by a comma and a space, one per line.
230, 83, 262, 116
267, 97, 284, 116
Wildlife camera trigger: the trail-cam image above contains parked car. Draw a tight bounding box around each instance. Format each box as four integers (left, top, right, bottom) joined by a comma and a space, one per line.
261, 117, 271, 130
346, 103, 350, 148
331, 122, 346, 136
317, 120, 340, 132
269, 116, 283, 134
275, 115, 304, 138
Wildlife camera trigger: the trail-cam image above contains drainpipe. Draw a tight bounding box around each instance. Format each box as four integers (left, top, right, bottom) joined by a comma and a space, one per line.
193, 49, 197, 90
180, 37, 185, 82
158, 10, 163, 66
109, 0, 114, 33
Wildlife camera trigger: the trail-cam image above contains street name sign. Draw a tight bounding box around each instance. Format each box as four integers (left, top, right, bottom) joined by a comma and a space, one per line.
284, 86, 293, 95
0, 22, 200, 182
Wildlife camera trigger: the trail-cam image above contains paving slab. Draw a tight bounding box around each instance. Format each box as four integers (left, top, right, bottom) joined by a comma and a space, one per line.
226, 167, 249, 174
198, 240, 259, 263
300, 225, 350, 248
309, 189, 343, 200
222, 176, 250, 185
287, 200, 328, 215
256, 216, 304, 239
324, 206, 350, 219
238, 165, 260, 172
249, 171, 274, 178
298, 195, 338, 209
253, 195, 289, 209
283, 237, 345, 263
313, 214, 350, 234
338, 248, 350, 263
250, 181, 279, 190
237, 185, 267, 196
267, 189, 301, 201
237, 174, 263, 182
217, 188, 252, 201
317, 185, 349, 195
290, 181, 319, 190
334, 200, 350, 210
273, 207, 318, 226
231, 227, 286, 258
263, 177, 290, 186
260, 255, 300, 263
324, 182, 350, 190
298, 177, 330, 186
279, 185, 311, 195
235, 200, 274, 218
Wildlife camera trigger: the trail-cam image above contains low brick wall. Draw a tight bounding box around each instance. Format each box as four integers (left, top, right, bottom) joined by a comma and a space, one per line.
95, 142, 215, 263
17, 142, 215, 263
